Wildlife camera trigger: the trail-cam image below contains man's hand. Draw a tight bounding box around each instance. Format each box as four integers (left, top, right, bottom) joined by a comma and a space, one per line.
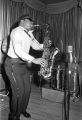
32, 58, 48, 67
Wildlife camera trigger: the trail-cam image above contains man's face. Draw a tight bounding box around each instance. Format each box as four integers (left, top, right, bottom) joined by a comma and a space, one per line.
24, 19, 33, 31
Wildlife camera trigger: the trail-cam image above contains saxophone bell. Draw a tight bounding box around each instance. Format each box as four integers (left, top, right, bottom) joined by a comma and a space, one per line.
39, 47, 60, 80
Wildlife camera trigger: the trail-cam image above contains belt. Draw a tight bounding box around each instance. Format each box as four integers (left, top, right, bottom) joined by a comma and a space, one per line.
7, 56, 25, 64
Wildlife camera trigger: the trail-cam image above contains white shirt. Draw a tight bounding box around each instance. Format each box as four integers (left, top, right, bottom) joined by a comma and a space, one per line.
7, 26, 43, 62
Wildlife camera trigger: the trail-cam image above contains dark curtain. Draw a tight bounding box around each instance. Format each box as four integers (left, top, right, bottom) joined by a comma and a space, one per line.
45, 6, 82, 62
10, 1, 46, 29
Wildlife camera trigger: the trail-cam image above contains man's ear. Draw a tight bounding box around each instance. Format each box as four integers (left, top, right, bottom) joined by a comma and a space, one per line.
21, 19, 24, 22
20, 19, 25, 26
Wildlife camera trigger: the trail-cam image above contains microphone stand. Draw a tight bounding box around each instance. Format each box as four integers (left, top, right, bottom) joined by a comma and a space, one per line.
67, 63, 71, 120
63, 64, 71, 120
64, 48, 72, 120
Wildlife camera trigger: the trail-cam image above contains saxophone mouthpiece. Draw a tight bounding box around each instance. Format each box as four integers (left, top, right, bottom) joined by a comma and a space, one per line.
33, 24, 40, 27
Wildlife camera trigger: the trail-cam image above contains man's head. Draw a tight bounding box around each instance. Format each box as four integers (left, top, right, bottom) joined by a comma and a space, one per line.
19, 15, 33, 31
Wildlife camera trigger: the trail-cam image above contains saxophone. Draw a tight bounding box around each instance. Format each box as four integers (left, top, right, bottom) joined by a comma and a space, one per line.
39, 47, 60, 80
38, 25, 60, 80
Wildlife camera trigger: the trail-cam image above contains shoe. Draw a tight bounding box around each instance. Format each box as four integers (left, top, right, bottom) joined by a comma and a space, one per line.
8, 114, 20, 120
22, 111, 31, 118
8, 116, 20, 120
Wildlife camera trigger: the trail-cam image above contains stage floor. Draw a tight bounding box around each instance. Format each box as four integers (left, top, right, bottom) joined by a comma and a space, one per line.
0, 83, 82, 120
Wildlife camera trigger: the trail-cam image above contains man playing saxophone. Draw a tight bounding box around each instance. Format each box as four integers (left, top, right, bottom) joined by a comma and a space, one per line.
4, 15, 48, 120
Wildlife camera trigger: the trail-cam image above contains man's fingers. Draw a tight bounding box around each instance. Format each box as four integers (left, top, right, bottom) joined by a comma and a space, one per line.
40, 59, 48, 67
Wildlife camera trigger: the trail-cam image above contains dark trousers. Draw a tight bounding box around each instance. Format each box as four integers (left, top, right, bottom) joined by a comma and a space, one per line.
4, 57, 31, 118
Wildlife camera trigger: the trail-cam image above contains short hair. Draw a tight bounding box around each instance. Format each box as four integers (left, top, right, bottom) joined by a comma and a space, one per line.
19, 15, 33, 22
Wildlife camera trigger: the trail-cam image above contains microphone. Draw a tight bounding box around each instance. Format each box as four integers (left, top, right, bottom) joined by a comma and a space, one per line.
66, 46, 73, 74
67, 46, 73, 63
